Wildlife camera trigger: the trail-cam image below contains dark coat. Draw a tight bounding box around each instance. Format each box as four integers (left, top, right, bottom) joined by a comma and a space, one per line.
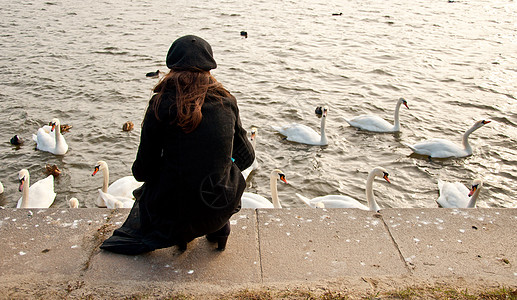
100, 92, 254, 255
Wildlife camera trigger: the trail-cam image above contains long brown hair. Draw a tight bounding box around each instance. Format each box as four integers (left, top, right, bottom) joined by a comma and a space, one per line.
151, 69, 230, 133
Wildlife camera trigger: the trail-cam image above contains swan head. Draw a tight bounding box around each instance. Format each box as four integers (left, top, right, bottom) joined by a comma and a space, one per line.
272, 169, 288, 184
371, 166, 391, 184
321, 106, 329, 118
399, 98, 409, 109
250, 127, 257, 141
468, 178, 483, 197
92, 161, 108, 176
18, 169, 29, 192
473, 119, 491, 129
49, 118, 61, 132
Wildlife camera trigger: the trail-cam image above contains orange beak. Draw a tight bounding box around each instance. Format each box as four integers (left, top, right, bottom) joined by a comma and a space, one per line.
383, 173, 391, 184
468, 185, 477, 197
92, 166, 99, 176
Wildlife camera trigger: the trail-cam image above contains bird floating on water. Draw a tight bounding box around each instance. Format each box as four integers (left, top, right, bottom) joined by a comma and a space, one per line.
122, 121, 134, 131
240, 31, 248, 38
44, 164, 61, 177
10, 135, 24, 146
145, 70, 160, 78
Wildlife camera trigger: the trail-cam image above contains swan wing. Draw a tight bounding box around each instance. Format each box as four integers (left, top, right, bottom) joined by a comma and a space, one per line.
346, 115, 395, 132
437, 181, 470, 208
315, 195, 369, 209
295, 193, 316, 207
407, 138, 466, 158
241, 192, 274, 208
107, 176, 143, 199
17, 175, 56, 208
273, 123, 322, 145
34, 127, 56, 152
98, 189, 135, 209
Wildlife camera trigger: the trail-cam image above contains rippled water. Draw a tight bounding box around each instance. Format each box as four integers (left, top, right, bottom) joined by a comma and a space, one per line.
1, 0, 516, 208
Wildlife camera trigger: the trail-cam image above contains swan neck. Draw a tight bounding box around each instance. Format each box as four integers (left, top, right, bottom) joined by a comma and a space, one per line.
21, 174, 30, 208
270, 173, 282, 208
467, 187, 481, 208
102, 166, 109, 193
365, 172, 380, 212
461, 125, 477, 153
393, 101, 402, 130
320, 116, 328, 144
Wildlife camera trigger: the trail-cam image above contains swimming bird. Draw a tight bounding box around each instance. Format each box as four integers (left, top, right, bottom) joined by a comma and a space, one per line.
241, 127, 259, 180
32, 118, 69, 155
122, 121, 134, 131
241, 169, 288, 208
240, 31, 248, 38
146, 70, 160, 77
10, 135, 24, 146
44, 164, 61, 177
17, 169, 56, 208
92, 160, 143, 207
437, 178, 483, 208
296, 166, 391, 212
404, 120, 491, 158
345, 97, 409, 132
272, 106, 329, 146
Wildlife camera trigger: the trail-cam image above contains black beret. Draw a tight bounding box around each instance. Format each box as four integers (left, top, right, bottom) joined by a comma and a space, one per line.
166, 35, 217, 71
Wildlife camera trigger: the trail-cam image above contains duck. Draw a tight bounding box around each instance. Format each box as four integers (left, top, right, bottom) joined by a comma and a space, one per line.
241, 169, 288, 208
17, 169, 56, 208
122, 121, 134, 131
69, 197, 80, 208
296, 166, 391, 212
272, 106, 329, 146
345, 97, 409, 132
240, 31, 248, 38
146, 70, 160, 77
92, 160, 143, 207
404, 120, 491, 158
97, 189, 135, 208
44, 164, 61, 177
32, 118, 69, 155
10, 135, 24, 146
437, 178, 483, 208
241, 127, 259, 180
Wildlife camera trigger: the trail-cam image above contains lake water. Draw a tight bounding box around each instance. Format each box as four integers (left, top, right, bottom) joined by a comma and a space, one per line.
1, 0, 516, 208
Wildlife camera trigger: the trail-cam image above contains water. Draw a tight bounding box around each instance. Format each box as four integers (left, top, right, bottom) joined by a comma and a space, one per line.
1, 0, 516, 209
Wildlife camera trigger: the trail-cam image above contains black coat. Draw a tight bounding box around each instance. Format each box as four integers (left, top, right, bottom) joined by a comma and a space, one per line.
100, 92, 255, 255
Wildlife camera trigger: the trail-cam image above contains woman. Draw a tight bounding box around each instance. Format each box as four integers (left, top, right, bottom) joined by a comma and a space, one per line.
100, 35, 255, 255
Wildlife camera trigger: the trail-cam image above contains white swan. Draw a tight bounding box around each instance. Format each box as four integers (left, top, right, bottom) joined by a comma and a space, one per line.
345, 97, 409, 132
98, 189, 135, 208
241, 127, 259, 180
92, 160, 143, 207
437, 178, 483, 208
32, 118, 68, 155
241, 169, 288, 208
69, 197, 80, 208
296, 166, 391, 212
272, 106, 328, 146
17, 169, 56, 208
404, 120, 491, 158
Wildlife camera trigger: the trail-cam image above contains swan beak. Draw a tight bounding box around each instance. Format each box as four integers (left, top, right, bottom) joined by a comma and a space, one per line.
250, 131, 256, 141
403, 102, 409, 109
51, 123, 56, 132
322, 109, 328, 117
482, 120, 491, 125
18, 178, 25, 192
279, 174, 288, 184
468, 185, 478, 197
92, 166, 100, 176
383, 172, 391, 184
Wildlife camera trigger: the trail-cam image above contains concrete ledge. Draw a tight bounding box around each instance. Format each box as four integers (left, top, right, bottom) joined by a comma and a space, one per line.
1, 208, 516, 298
